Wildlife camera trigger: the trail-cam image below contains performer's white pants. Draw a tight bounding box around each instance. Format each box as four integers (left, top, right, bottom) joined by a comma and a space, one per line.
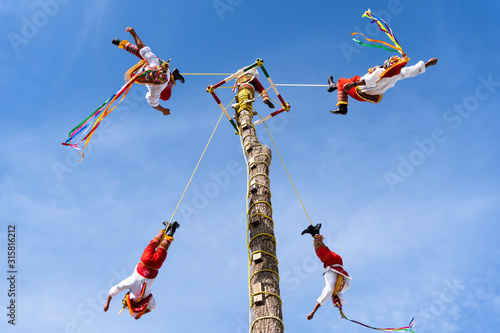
317, 270, 338, 306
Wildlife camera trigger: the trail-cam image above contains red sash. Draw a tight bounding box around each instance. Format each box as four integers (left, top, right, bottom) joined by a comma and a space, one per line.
137, 262, 158, 279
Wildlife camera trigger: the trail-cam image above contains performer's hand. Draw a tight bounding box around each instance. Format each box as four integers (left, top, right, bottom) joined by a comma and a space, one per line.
425, 58, 438, 67
104, 295, 112, 312
307, 312, 315, 320
161, 107, 171, 116
153, 104, 171, 115
126, 27, 135, 34
343, 83, 355, 92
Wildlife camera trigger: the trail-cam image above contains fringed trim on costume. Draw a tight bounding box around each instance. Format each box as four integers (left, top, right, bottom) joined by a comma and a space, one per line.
334, 274, 346, 294
153, 230, 165, 244
118, 40, 130, 49
159, 235, 173, 251
124, 59, 147, 84
377, 56, 410, 82
354, 88, 383, 104
139, 59, 171, 85
336, 101, 349, 106
119, 292, 152, 318
313, 235, 325, 252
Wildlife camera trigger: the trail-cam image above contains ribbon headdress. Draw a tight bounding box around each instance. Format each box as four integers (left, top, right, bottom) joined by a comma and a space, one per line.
352, 9, 409, 79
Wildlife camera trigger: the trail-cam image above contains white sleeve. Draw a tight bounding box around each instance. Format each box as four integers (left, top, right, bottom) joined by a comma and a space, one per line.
361, 68, 383, 88
108, 275, 134, 297
145, 87, 160, 107
400, 60, 426, 79
139, 46, 160, 67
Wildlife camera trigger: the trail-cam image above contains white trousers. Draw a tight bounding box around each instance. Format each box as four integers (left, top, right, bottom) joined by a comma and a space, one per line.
317, 270, 338, 306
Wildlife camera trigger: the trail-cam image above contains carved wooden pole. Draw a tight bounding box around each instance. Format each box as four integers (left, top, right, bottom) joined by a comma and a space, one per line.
236, 80, 283, 333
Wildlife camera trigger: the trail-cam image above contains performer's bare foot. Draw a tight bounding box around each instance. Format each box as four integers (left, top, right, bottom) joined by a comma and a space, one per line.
307, 312, 314, 320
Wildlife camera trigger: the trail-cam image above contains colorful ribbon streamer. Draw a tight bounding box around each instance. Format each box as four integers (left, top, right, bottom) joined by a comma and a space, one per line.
352, 9, 405, 56
62, 65, 148, 160
339, 307, 415, 332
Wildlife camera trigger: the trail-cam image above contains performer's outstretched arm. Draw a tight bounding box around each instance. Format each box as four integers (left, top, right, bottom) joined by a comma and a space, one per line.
126, 27, 145, 50
152, 104, 171, 115
103, 295, 113, 312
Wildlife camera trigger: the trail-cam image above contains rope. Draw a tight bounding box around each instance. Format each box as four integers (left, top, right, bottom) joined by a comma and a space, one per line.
251, 250, 279, 265
254, 109, 313, 226
167, 111, 224, 223
251, 291, 282, 306
238, 134, 254, 331
248, 183, 272, 197
249, 212, 273, 224
250, 269, 280, 283
275, 83, 328, 87
179, 73, 233, 75
248, 173, 271, 187
249, 233, 276, 246
239, 132, 284, 333
250, 316, 285, 333
248, 200, 273, 216
252, 87, 286, 110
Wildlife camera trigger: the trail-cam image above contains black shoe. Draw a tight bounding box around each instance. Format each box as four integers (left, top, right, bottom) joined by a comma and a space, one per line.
112, 38, 121, 46
329, 104, 348, 115
301, 223, 322, 236
263, 98, 275, 109
166, 221, 180, 236
327, 76, 337, 93
172, 68, 185, 83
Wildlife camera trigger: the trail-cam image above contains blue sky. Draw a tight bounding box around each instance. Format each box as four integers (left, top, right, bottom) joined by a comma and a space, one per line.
1, 0, 500, 332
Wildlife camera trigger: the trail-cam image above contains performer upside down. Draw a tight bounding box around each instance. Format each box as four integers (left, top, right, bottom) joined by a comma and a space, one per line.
103, 221, 180, 319
112, 27, 185, 116
301, 223, 351, 320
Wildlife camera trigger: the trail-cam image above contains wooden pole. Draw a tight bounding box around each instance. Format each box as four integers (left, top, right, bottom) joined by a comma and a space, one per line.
236, 84, 283, 333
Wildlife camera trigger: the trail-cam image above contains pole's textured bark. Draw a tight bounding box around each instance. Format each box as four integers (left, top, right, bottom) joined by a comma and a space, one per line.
236, 85, 283, 333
